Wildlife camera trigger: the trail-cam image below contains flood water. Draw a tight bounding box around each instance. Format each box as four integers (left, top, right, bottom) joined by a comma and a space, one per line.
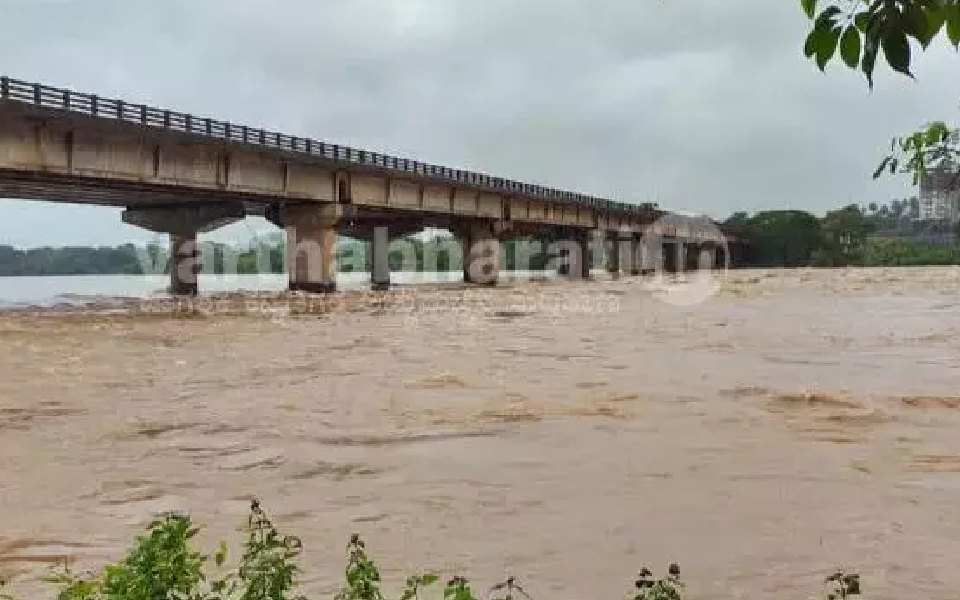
1, 267, 960, 599
0, 271, 551, 308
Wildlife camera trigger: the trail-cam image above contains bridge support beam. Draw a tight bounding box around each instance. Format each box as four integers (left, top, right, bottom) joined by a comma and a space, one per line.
285, 204, 340, 293
678, 241, 690, 272
614, 234, 634, 276
713, 244, 726, 270
606, 233, 621, 278
461, 221, 500, 286
122, 203, 246, 296
683, 241, 700, 272
639, 235, 657, 275
371, 226, 391, 291
557, 228, 592, 280
662, 240, 677, 273
630, 238, 643, 276
169, 233, 199, 296
569, 229, 596, 279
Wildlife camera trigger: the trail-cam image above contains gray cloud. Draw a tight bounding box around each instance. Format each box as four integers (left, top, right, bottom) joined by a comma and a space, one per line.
1, 0, 958, 246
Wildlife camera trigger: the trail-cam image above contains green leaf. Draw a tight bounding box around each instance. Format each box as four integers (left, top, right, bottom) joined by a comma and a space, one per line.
862, 37, 880, 88
840, 27, 861, 68
854, 11, 870, 32
804, 27, 821, 57
421, 574, 439, 586
816, 25, 842, 71
801, 0, 818, 20
922, 5, 947, 45
881, 28, 913, 76
805, 11, 838, 63
906, 3, 938, 47
946, 5, 960, 47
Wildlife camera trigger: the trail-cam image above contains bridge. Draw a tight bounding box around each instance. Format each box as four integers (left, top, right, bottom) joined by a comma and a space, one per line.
0, 76, 731, 295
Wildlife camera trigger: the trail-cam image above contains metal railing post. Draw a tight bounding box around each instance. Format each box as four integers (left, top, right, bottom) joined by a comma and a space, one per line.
0, 76, 8, 100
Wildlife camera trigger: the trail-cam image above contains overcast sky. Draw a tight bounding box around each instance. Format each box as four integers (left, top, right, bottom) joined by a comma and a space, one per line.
1, 0, 958, 247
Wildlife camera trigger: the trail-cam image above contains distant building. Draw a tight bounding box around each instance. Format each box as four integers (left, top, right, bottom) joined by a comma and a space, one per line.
919, 160, 960, 223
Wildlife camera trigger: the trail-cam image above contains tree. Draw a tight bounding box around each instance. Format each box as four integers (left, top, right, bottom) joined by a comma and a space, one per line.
801, 1, 960, 187
738, 210, 823, 266
802, 0, 960, 83
723, 211, 751, 227
817, 204, 875, 266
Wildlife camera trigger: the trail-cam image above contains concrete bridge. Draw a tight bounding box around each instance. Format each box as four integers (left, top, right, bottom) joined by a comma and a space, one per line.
0, 76, 731, 294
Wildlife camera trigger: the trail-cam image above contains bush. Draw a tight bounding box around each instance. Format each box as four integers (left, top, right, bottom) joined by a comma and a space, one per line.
0, 500, 859, 600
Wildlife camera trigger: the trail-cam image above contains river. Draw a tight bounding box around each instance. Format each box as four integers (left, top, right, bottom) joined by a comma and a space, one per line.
1, 267, 959, 599
0, 271, 551, 308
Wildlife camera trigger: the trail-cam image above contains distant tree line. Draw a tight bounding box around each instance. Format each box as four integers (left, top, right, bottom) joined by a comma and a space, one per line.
0, 244, 151, 276
0, 236, 555, 276
727, 205, 960, 267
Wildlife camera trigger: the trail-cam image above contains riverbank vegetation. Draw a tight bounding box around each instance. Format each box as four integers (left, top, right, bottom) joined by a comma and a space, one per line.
0, 237, 558, 277
726, 204, 960, 268
0, 500, 857, 600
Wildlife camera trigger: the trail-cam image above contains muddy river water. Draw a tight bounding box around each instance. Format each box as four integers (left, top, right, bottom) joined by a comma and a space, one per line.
2, 267, 960, 599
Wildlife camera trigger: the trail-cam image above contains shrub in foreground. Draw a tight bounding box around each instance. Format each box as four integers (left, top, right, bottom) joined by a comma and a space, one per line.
0, 500, 858, 600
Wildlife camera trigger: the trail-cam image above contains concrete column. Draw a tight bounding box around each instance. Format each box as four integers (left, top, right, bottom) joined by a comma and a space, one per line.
630, 238, 642, 276
371, 226, 390, 291
169, 233, 199, 296
606, 233, 621, 277
462, 221, 499, 285
123, 203, 246, 297
663, 241, 677, 273
714, 244, 726, 269
570, 228, 592, 279
557, 229, 590, 279
677, 241, 688, 273
617, 234, 635, 276
285, 204, 341, 293
698, 244, 716, 271
637, 235, 657, 275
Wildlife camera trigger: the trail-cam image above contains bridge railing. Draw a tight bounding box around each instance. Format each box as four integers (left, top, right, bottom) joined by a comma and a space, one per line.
0, 76, 658, 217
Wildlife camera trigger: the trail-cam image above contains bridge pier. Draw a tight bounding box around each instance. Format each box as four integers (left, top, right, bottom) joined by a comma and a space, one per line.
169, 233, 199, 296
662, 240, 677, 273
461, 221, 500, 286
630, 238, 643, 276
635, 235, 653, 275
556, 228, 592, 279
561, 228, 593, 279
371, 226, 390, 291
122, 203, 244, 296
285, 204, 340, 293
606, 233, 622, 278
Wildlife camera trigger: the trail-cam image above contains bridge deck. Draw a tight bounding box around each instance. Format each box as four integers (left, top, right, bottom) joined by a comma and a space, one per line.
0, 76, 653, 217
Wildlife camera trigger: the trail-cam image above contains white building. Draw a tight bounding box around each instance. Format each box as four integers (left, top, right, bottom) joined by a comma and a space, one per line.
919, 162, 960, 223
